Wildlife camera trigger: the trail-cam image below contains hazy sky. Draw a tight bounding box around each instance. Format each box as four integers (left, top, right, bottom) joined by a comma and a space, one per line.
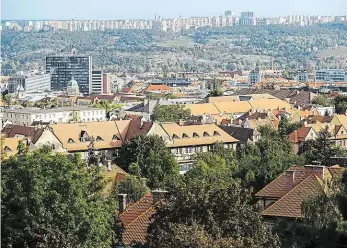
2, 0, 346, 20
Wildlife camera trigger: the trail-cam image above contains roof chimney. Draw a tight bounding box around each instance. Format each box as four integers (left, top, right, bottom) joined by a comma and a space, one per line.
152, 189, 168, 205
118, 194, 127, 212
286, 170, 296, 191
304, 165, 325, 180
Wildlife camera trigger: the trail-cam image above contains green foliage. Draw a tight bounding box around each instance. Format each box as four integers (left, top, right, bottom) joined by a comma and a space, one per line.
279, 116, 302, 136
312, 95, 332, 107
151, 104, 191, 122
147, 155, 280, 247
113, 175, 149, 203
16, 139, 29, 156
93, 100, 121, 115
208, 88, 224, 97
1, 147, 114, 247
334, 95, 347, 114
300, 126, 342, 165
236, 125, 302, 190
116, 135, 180, 189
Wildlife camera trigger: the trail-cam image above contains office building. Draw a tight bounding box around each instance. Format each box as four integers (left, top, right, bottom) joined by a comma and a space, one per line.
45, 55, 92, 94
248, 69, 261, 85
296, 70, 309, 83
103, 73, 111, 93
240, 12, 256, 26
91, 70, 103, 93
2, 106, 106, 126
315, 69, 347, 82
7, 72, 51, 93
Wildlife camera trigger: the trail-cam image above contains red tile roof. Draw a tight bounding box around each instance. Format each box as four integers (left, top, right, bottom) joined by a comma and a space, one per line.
262, 174, 324, 218
145, 85, 172, 92
119, 194, 155, 245
2, 124, 37, 138
124, 119, 153, 141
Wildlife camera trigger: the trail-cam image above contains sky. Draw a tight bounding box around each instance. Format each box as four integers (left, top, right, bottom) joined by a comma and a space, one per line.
2, 0, 347, 20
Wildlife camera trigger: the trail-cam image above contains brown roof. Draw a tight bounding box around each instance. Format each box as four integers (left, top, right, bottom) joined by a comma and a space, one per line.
145, 85, 172, 92
119, 194, 155, 245
288, 127, 312, 143
2, 124, 36, 138
262, 174, 324, 218
124, 119, 153, 141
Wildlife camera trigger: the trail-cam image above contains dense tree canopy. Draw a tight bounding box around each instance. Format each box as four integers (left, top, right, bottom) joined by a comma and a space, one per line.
151, 104, 191, 122
116, 135, 181, 189
1, 147, 114, 248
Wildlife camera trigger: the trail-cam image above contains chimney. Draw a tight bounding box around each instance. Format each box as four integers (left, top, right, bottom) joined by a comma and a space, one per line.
152, 189, 168, 205
179, 119, 184, 126
286, 170, 296, 191
118, 194, 127, 212
304, 165, 325, 180
107, 159, 112, 171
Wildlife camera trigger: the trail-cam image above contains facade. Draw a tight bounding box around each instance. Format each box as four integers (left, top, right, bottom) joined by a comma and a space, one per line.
315, 69, 347, 82
296, 70, 309, 83
240, 12, 256, 26
8, 72, 51, 93
248, 69, 261, 85
103, 73, 111, 93
2, 106, 106, 126
45, 55, 92, 94
91, 70, 103, 93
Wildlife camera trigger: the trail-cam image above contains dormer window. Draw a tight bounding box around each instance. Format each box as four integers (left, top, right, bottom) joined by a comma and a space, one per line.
213, 131, 220, 136
112, 135, 120, 141
193, 132, 199, 138
341, 130, 344, 135
68, 138, 75, 144
4, 146, 12, 152
80, 130, 90, 142
172, 134, 180, 139
182, 133, 189, 139
203, 132, 210, 137
96, 136, 104, 142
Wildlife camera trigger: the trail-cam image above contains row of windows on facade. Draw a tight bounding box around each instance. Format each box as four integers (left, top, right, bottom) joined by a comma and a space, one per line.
68, 134, 121, 144
171, 143, 234, 155
172, 131, 220, 139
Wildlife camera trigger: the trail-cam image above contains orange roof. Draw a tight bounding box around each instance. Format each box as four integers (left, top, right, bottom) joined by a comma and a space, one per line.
119, 194, 155, 245
145, 85, 173, 92
262, 174, 324, 218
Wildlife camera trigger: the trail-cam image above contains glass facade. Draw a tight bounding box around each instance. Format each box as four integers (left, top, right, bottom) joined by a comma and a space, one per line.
46, 56, 92, 94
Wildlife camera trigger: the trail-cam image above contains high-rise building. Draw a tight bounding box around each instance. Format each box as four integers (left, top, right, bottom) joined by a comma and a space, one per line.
103, 73, 111, 94
91, 70, 103, 93
248, 69, 261, 86
315, 69, 347, 82
296, 70, 309, 83
7, 72, 51, 93
240, 12, 256, 26
46, 55, 92, 94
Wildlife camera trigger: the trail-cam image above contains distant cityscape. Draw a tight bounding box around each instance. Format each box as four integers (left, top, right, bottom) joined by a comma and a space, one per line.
2, 11, 347, 32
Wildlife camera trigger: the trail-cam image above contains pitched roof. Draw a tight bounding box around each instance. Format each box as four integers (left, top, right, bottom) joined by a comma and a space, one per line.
261, 174, 324, 218
185, 103, 220, 115
50, 121, 131, 152
145, 85, 173, 92
2, 137, 24, 157
2, 124, 36, 138
218, 126, 255, 143
124, 119, 153, 141
119, 194, 155, 245
288, 127, 313, 143
161, 123, 238, 147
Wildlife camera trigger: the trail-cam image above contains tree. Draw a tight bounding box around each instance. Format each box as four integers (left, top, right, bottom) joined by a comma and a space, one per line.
151, 105, 191, 122
116, 135, 180, 189
236, 125, 302, 190
312, 95, 332, 107
301, 126, 341, 165
113, 175, 149, 203
208, 88, 224, 97
1, 147, 114, 247
16, 139, 29, 156
3, 94, 11, 106
147, 156, 280, 247
334, 95, 347, 114
93, 100, 121, 117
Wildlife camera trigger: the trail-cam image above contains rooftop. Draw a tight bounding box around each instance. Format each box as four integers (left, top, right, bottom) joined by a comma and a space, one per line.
3, 106, 104, 114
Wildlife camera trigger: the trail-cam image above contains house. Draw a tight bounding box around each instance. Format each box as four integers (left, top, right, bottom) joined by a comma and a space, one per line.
288, 126, 317, 154
255, 165, 344, 223
144, 85, 173, 94
152, 122, 239, 173
218, 126, 261, 146
117, 190, 166, 246
2, 137, 25, 158
232, 110, 280, 129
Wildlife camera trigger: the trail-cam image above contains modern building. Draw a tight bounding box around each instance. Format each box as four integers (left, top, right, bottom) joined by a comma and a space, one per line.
248, 69, 261, 85
103, 73, 111, 93
240, 11, 256, 26
7, 72, 51, 93
45, 55, 92, 94
2, 106, 106, 126
296, 70, 309, 83
315, 69, 347, 82
91, 70, 103, 94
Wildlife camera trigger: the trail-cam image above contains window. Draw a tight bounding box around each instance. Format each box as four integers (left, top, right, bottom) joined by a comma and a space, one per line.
185, 147, 189, 153
4, 146, 12, 152
67, 138, 75, 143
341, 130, 344, 135
213, 131, 220, 136
199, 146, 203, 152
96, 136, 104, 141
112, 135, 120, 140
182, 133, 189, 139
203, 132, 210, 137
172, 134, 180, 139
193, 132, 199, 138
188, 147, 193, 153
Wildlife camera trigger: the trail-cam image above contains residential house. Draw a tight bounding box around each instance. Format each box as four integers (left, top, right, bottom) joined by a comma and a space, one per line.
288, 126, 317, 154
2, 137, 25, 158
218, 126, 261, 147
255, 165, 344, 224
232, 110, 280, 129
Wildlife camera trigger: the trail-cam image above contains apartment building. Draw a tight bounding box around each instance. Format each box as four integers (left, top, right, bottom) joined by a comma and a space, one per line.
2, 106, 106, 126
315, 69, 347, 82
7, 72, 51, 93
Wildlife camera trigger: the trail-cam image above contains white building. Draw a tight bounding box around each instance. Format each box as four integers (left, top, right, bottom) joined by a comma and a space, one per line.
7, 72, 51, 93
315, 69, 347, 82
248, 69, 261, 86
296, 70, 309, 83
2, 106, 106, 126
91, 70, 103, 93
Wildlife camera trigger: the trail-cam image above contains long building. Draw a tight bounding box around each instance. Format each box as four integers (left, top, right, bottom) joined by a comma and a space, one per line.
315, 69, 347, 82
7, 72, 51, 93
45, 55, 92, 94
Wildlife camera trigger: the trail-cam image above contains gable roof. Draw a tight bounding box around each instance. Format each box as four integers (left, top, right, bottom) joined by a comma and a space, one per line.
145, 85, 173, 92
50, 121, 131, 152
261, 174, 324, 218
2, 124, 36, 138
124, 119, 153, 141
218, 126, 255, 143
2, 137, 24, 157
161, 123, 238, 147
119, 194, 155, 245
